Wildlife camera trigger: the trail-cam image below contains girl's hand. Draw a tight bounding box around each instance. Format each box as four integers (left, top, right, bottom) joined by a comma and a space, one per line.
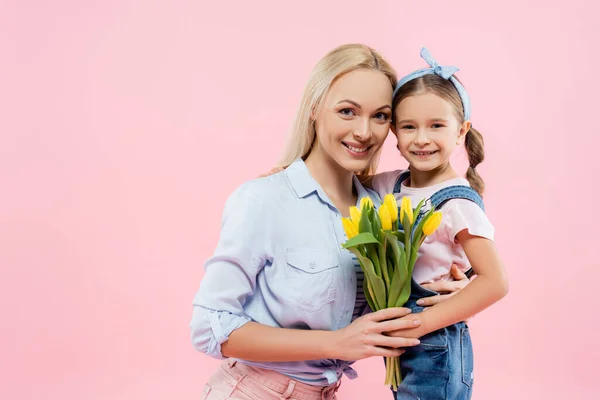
329, 307, 422, 361
258, 166, 284, 178
417, 265, 478, 322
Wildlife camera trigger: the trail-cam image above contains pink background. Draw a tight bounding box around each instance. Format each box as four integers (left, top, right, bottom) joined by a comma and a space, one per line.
1, 0, 598, 398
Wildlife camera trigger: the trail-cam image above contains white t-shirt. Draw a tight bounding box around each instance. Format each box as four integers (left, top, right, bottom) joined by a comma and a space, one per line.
372, 170, 495, 284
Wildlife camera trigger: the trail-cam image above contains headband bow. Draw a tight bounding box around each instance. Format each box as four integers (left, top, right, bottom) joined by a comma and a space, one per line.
393, 47, 471, 120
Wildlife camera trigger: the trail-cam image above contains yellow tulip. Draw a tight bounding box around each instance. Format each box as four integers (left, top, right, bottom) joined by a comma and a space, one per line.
342, 217, 358, 239
360, 196, 373, 210
400, 197, 414, 225
378, 205, 392, 231
349, 206, 361, 224
383, 193, 398, 222
422, 211, 443, 236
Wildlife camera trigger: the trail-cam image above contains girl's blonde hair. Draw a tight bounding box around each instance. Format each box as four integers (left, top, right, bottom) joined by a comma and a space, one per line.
279, 44, 397, 176
392, 74, 486, 194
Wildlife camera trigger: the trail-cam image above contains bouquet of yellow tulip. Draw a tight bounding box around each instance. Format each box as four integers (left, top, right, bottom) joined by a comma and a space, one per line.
341, 194, 443, 390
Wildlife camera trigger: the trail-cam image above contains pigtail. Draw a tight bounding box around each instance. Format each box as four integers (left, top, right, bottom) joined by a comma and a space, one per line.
465, 126, 485, 195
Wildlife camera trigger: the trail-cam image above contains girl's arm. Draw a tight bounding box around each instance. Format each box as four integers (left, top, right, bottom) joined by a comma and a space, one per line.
416, 264, 476, 311
390, 232, 509, 338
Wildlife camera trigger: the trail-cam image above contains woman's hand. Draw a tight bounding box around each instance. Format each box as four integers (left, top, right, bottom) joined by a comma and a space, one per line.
328, 307, 422, 361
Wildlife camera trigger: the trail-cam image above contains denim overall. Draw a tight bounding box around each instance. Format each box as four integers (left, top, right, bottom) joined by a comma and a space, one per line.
391, 171, 484, 400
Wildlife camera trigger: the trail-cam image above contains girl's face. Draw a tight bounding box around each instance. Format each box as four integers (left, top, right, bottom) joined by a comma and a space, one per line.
393, 92, 470, 172
311, 69, 392, 173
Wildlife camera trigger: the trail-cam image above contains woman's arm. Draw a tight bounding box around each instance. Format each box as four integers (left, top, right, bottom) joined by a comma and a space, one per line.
390, 233, 509, 338
222, 307, 422, 362
191, 182, 421, 362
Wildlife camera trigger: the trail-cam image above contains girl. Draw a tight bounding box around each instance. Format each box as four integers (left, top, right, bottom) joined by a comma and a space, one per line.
190, 44, 426, 400
374, 48, 509, 399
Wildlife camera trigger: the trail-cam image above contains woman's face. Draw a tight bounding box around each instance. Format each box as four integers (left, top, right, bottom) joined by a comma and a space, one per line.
311, 69, 393, 173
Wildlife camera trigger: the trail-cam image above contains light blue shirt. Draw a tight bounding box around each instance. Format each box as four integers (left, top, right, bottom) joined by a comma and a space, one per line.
190, 159, 380, 386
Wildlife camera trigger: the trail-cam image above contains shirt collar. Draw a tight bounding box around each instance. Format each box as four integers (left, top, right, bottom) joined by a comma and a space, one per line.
353, 175, 373, 207
285, 159, 319, 199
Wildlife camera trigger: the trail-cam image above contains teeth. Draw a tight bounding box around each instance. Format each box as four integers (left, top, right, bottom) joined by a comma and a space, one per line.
414, 151, 436, 155
347, 144, 368, 153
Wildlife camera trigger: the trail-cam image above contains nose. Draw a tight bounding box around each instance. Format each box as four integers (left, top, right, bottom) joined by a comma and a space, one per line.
353, 117, 372, 141
414, 128, 431, 146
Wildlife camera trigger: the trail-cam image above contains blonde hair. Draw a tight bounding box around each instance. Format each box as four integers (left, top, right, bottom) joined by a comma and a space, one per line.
392, 74, 485, 195
279, 44, 397, 176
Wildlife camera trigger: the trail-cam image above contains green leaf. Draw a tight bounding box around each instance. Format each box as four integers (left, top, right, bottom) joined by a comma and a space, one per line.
392, 230, 406, 244
395, 280, 412, 307
412, 208, 434, 246
388, 263, 402, 308
384, 232, 408, 307
371, 207, 382, 241
350, 248, 387, 310
369, 246, 381, 277
359, 206, 373, 235
342, 232, 380, 249
379, 241, 390, 291
363, 278, 376, 312
402, 214, 412, 261
412, 198, 427, 225
401, 213, 412, 235
408, 244, 420, 275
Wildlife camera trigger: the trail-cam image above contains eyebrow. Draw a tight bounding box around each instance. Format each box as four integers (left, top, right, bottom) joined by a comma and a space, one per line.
336, 99, 392, 112
396, 117, 449, 124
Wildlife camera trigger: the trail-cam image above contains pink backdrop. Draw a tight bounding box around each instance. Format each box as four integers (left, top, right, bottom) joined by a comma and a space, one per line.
1, 1, 598, 398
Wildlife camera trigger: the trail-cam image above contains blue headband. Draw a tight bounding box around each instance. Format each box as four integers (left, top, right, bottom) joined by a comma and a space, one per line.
393, 47, 471, 120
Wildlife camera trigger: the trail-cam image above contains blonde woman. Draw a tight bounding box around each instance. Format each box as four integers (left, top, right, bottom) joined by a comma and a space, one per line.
190, 44, 466, 400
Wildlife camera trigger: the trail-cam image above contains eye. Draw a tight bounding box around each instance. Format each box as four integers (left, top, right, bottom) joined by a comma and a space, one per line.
400, 124, 415, 130
338, 108, 356, 117
432, 123, 445, 129
374, 112, 391, 122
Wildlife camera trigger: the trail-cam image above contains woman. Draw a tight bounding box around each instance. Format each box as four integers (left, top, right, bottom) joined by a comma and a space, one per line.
190, 44, 467, 400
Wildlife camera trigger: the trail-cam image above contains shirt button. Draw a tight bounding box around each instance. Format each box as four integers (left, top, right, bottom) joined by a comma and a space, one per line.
309, 261, 316, 269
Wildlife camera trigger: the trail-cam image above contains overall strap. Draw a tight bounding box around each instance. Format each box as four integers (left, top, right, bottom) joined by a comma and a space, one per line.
392, 170, 411, 194
413, 185, 484, 228
430, 185, 484, 211
394, 171, 485, 279
394, 171, 485, 229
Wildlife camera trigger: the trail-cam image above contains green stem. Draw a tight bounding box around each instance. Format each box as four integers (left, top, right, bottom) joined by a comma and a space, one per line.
368, 246, 381, 277
395, 356, 402, 387
379, 241, 390, 291
385, 356, 392, 387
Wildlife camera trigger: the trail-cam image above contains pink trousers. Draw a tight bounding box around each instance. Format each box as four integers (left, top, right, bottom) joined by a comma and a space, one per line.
202, 359, 341, 400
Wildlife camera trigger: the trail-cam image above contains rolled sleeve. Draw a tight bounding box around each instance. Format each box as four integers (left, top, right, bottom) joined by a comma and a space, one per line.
190, 306, 252, 359
189, 182, 270, 358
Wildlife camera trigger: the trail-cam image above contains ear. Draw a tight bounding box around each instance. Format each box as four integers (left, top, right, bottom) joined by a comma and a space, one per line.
457, 121, 471, 145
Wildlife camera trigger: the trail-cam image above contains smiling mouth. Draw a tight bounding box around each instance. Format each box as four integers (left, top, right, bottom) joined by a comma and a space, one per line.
411, 150, 438, 156
343, 142, 372, 154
